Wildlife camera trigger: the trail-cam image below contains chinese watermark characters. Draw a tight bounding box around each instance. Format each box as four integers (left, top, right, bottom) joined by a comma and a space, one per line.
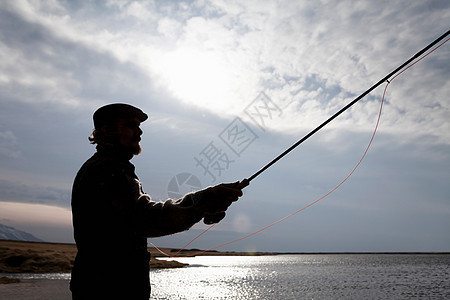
193, 92, 282, 183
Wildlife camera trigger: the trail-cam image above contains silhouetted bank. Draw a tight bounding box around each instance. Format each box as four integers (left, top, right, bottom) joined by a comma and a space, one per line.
0, 240, 274, 273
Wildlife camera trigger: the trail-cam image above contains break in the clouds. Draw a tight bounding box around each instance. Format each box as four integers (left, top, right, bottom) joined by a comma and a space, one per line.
0, 0, 449, 251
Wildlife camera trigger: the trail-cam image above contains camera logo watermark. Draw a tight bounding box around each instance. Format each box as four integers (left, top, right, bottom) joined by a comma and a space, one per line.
167, 172, 202, 199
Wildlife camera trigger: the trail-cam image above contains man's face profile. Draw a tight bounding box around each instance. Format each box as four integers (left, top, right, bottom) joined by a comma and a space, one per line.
116, 117, 143, 155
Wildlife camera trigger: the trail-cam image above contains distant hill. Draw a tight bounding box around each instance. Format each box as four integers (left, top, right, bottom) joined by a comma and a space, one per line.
0, 224, 44, 242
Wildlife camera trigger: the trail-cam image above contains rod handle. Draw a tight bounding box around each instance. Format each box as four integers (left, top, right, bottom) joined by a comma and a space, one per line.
238, 178, 250, 189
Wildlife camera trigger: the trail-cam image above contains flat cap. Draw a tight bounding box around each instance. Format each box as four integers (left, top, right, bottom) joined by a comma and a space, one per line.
93, 103, 148, 129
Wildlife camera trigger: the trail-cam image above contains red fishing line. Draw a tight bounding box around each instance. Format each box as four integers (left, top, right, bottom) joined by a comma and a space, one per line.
151, 35, 449, 258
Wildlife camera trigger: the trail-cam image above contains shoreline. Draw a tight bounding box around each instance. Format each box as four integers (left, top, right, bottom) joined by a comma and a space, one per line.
1, 240, 449, 274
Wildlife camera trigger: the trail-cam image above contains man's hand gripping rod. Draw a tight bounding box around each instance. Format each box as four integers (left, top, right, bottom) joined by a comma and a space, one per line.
203, 179, 249, 225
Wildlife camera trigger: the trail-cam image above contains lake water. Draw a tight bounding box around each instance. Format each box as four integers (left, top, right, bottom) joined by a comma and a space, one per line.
3, 254, 449, 299
151, 254, 450, 299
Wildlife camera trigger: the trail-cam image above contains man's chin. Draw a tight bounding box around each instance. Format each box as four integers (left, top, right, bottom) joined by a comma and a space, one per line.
130, 144, 142, 156
133, 146, 142, 155
120, 144, 141, 156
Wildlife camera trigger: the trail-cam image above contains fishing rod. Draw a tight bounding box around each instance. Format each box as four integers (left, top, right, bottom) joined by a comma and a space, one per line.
245, 29, 449, 184
204, 29, 450, 225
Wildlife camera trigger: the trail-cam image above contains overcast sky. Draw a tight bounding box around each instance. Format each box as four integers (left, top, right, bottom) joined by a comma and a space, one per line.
0, 0, 449, 252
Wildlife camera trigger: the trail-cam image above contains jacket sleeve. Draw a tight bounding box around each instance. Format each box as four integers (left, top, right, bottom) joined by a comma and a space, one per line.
120, 173, 216, 238
133, 189, 212, 238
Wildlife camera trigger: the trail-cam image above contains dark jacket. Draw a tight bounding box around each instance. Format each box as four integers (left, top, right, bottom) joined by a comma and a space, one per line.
70, 148, 205, 299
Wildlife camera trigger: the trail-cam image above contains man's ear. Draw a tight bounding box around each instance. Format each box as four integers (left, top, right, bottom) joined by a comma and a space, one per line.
100, 125, 114, 137
94, 124, 118, 146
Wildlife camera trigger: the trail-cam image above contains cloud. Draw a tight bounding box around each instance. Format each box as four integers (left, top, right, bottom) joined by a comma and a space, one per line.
0, 201, 71, 226
0, 0, 449, 251
3, 0, 448, 147
0, 179, 70, 208
0, 201, 73, 242
0, 129, 20, 158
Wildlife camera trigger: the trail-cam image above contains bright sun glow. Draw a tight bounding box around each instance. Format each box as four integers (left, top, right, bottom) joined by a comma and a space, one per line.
154, 46, 240, 114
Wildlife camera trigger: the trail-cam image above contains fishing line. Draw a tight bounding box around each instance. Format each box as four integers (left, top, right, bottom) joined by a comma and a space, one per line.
245, 29, 449, 184
158, 82, 384, 258
151, 30, 449, 258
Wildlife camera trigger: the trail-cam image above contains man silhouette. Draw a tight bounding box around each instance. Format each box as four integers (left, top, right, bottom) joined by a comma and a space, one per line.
70, 103, 244, 299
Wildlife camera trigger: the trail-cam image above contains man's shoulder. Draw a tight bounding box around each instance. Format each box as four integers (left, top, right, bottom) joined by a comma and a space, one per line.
81, 151, 135, 174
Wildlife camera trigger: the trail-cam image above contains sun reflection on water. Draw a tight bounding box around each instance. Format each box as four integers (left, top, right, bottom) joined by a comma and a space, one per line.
150, 256, 277, 299
150, 255, 330, 299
